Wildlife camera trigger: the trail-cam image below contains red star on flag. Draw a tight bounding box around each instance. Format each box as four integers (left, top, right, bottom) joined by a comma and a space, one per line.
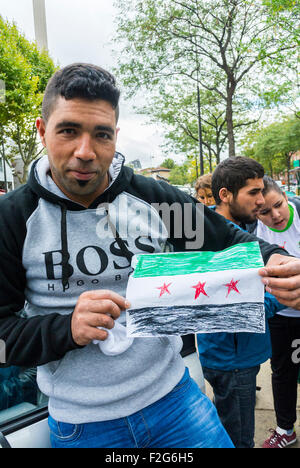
225, 279, 240, 297
192, 281, 209, 299
157, 282, 172, 297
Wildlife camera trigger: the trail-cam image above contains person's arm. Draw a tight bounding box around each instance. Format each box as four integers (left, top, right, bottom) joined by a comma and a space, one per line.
264, 292, 286, 320
205, 204, 300, 310
203, 206, 288, 263
259, 256, 300, 310
0, 230, 128, 368
0, 191, 81, 368
135, 176, 288, 262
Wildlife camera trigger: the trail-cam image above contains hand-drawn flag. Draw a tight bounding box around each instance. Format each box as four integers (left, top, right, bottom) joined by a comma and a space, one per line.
126, 242, 265, 337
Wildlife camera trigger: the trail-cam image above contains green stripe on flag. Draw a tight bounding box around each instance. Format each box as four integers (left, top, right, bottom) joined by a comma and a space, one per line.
133, 242, 264, 278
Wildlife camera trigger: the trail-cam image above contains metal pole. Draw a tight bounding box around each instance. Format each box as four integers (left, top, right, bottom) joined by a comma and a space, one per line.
197, 81, 204, 176
32, 0, 48, 50
196, 49, 204, 176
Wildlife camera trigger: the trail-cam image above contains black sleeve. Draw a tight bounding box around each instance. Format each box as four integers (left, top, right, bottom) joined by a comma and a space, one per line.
127, 175, 289, 263
0, 187, 81, 368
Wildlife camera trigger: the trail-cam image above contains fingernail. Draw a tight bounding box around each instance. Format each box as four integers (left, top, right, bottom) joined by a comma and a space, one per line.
125, 300, 131, 309
262, 278, 269, 286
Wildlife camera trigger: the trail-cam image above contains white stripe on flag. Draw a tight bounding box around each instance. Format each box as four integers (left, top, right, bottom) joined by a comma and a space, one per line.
126, 268, 264, 310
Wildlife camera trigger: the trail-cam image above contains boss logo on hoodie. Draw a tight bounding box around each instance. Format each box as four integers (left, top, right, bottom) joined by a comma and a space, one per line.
42, 237, 158, 291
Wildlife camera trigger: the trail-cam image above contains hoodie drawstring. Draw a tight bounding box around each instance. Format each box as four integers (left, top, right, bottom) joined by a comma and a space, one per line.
105, 192, 134, 267
58, 197, 134, 293
58, 202, 71, 292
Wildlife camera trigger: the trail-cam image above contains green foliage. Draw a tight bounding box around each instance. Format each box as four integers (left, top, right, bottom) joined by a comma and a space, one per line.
243, 115, 300, 177
143, 83, 227, 168
169, 165, 188, 185
113, 0, 299, 158
161, 158, 176, 169
262, 0, 299, 14
0, 16, 57, 184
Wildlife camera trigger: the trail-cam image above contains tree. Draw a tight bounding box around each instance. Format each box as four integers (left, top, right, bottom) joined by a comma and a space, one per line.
243, 116, 300, 188
0, 17, 57, 185
113, 0, 299, 157
145, 83, 228, 170
161, 158, 176, 169
169, 160, 195, 185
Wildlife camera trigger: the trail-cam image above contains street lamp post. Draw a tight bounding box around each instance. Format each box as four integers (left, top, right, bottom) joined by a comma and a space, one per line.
32, 0, 48, 50
196, 49, 204, 177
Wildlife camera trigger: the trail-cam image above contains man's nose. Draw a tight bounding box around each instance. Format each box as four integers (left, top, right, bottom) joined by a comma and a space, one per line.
256, 192, 265, 206
74, 134, 96, 161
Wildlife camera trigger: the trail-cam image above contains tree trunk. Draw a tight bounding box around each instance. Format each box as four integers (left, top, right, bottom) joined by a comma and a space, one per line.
269, 161, 273, 179
208, 148, 213, 172
286, 153, 291, 191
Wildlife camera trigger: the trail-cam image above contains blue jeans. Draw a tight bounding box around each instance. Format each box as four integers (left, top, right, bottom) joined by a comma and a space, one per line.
48, 368, 234, 448
203, 366, 260, 448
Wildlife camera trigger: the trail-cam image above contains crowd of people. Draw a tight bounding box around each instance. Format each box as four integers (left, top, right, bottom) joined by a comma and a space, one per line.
0, 62, 300, 449
194, 163, 300, 448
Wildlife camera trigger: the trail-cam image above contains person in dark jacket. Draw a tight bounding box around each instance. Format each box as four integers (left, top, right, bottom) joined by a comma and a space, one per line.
197, 157, 286, 448
0, 65, 300, 448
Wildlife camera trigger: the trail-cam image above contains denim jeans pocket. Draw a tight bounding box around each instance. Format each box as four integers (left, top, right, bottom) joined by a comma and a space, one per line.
48, 416, 83, 442
166, 368, 192, 399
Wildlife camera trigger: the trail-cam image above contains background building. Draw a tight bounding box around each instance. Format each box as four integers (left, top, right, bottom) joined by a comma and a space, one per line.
0, 158, 14, 193
137, 166, 171, 181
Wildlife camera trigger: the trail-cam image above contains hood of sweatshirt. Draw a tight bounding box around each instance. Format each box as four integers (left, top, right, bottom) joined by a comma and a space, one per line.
28, 151, 133, 208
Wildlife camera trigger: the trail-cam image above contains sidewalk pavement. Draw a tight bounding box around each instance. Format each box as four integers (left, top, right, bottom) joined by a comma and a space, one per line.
254, 360, 300, 448
204, 360, 300, 449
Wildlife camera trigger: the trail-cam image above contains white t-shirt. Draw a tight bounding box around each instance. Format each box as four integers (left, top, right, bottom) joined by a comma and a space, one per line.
256, 202, 300, 317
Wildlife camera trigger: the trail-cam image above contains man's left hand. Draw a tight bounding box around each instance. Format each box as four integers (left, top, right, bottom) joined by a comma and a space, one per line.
259, 254, 300, 310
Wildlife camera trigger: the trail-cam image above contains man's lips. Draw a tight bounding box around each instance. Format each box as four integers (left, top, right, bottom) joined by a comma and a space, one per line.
68, 170, 96, 181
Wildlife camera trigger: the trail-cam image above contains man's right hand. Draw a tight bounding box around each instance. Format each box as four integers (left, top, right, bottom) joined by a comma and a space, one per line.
71, 290, 130, 346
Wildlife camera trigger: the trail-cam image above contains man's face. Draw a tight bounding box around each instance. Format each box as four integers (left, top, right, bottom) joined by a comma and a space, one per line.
36, 97, 119, 206
229, 178, 265, 224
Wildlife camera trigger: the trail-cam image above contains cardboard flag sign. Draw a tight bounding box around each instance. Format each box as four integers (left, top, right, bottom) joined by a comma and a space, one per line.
126, 242, 265, 337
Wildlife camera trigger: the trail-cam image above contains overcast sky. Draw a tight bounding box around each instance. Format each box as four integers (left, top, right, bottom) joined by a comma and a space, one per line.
0, 0, 169, 168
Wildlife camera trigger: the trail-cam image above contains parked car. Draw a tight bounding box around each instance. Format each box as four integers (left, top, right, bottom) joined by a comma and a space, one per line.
0, 336, 205, 448
173, 185, 193, 196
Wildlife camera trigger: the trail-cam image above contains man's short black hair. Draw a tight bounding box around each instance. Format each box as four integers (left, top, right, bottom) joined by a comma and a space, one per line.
42, 63, 120, 122
212, 156, 265, 205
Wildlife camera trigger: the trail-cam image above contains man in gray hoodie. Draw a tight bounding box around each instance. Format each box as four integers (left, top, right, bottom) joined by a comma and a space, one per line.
1, 63, 300, 448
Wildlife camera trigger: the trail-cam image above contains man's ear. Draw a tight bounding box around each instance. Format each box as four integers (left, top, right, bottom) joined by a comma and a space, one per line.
218, 187, 233, 204
36, 118, 47, 148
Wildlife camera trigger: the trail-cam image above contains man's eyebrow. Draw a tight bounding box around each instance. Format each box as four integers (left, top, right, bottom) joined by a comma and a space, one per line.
55, 121, 82, 130
54, 122, 115, 133
249, 188, 263, 193
94, 125, 115, 134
